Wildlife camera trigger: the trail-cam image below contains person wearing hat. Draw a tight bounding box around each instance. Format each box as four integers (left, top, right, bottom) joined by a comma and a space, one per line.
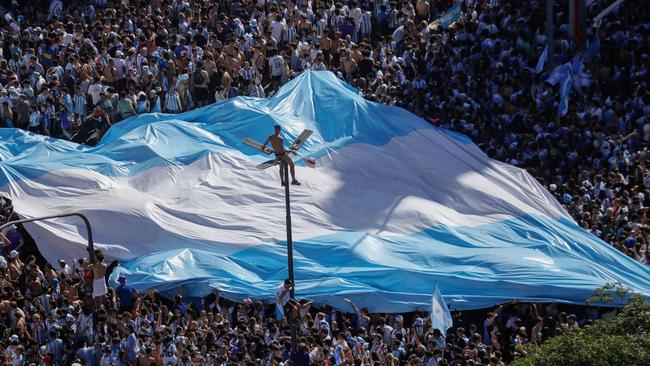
136, 92, 150, 114
7, 249, 23, 279
150, 87, 163, 113
115, 275, 138, 313
57, 259, 72, 277
1, 224, 19, 256
567, 314, 580, 329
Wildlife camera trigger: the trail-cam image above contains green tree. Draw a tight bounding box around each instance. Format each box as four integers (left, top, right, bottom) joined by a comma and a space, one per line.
511, 289, 650, 366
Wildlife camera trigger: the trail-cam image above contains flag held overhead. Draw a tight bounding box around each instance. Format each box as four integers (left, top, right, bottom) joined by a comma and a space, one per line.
431, 283, 453, 337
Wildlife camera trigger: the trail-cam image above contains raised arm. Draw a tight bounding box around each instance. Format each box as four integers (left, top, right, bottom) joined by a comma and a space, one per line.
0, 232, 9, 247
156, 310, 163, 329
301, 300, 314, 312
531, 303, 540, 319
344, 298, 360, 314
261, 136, 271, 150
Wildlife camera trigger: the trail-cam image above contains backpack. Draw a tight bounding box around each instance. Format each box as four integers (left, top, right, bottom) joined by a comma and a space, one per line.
193, 69, 205, 85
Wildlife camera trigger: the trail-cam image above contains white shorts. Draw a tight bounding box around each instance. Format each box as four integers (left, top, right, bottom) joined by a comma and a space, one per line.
92, 278, 108, 298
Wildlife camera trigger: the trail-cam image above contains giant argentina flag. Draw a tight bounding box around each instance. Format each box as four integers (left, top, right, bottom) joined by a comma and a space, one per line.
1, 71, 649, 311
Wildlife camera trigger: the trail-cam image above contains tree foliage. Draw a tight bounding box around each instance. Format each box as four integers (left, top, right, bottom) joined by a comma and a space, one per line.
511, 290, 650, 366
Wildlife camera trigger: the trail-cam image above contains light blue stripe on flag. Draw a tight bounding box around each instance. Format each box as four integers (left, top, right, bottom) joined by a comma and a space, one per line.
440, 2, 462, 29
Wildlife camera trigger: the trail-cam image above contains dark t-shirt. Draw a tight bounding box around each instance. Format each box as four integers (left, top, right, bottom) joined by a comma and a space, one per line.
15, 100, 30, 124
358, 57, 374, 77
6, 230, 22, 250
116, 284, 135, 307
194, 34, 207, 48
290, 351, 310, 366
174, 45, 190, 59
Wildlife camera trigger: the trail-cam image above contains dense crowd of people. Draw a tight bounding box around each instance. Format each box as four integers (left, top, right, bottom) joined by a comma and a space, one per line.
1, 0, 649, 365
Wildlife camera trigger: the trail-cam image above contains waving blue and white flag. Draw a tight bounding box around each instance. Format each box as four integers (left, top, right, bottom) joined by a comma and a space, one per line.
546, 63, 571, 85
440, 2, 462, 29
1, 71, 649, 312
558, 71, 572, 117
534, 46, 548, 74
431, 283, 453, 336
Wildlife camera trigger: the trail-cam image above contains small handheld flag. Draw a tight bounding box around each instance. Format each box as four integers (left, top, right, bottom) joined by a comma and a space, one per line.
431, 282, 453, 337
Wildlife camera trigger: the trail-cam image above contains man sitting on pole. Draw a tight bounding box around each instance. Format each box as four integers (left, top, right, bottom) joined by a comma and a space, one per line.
262, 124, 301, 186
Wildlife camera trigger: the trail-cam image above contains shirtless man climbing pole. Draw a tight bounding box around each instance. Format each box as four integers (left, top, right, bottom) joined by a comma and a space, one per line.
262, 125, 301, 186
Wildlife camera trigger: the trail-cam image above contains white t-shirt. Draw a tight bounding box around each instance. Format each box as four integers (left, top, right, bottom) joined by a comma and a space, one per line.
269, 55, 285, 77
392, 26, 406, 44
88, 83, 104, 105
276, 284, 291, 306
311, 62, 327, 71
270, 20, 286, 43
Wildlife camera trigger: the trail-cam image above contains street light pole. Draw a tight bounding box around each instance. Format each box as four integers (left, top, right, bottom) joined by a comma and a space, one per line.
0, 212, 95, 263
0, 212, 96, 311
283, 161, 298, 351
242, 129, 313, 352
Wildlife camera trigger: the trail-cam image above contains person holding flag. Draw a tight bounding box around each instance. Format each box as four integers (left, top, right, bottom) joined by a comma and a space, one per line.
431, 282, 453, 337
276, 278, 293, 320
